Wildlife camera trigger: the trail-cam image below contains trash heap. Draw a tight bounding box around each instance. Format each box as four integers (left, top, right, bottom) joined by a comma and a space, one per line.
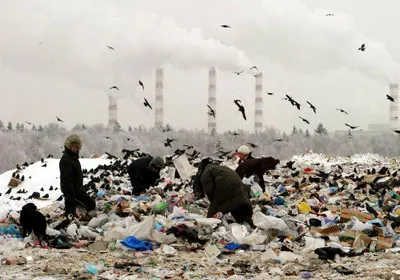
0, 151, 400, 279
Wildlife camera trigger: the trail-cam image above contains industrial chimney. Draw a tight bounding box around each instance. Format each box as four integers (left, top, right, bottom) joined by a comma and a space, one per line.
155, 68, 164, 128
108, 95, 118, 127
254, 72, 263, 133
208, 67, 217, 135
389, 84, 399, 129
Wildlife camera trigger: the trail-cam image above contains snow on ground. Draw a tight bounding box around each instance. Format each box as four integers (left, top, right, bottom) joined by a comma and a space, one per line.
0, 157, 111, 219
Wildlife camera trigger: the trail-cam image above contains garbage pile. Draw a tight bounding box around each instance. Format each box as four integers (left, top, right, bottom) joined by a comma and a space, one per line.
0, 151, 400, 279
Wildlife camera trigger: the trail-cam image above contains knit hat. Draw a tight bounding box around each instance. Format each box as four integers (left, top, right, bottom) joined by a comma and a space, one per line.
149, 156, 164, 169
64, 134, 82, 150
237, 145, 251, 155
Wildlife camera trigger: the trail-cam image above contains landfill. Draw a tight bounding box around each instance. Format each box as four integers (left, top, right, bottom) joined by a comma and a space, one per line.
0, 150, 400, 280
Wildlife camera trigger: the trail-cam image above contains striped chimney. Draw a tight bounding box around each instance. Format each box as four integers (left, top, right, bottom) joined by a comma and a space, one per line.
254, 72, 263, 133
208, 67, 217, 135
108, 95, 118, 127
155, 68, 164, 128
390, 84, 399, 129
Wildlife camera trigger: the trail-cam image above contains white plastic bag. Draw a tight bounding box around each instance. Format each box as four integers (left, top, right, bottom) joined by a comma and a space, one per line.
253, 211, 290, 233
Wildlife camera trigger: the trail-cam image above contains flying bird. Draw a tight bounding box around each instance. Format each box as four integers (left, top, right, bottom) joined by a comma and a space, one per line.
266, 92, 275, 96
326, 13, 335, 16
56, 116, 63, 122
183, 144, 194, 150
299, 116, 310, 124
139, 80, 144, 91
247, 143, 259, 148
386, 95, 395, 102
393, 130, 400, 134
164, 138, 176, 147
336, 108, 349, 114
307, 101, 317, 113
234, 99, 247, 120
207, 105, 216, 118
109, 85, 119, 90
229, 131, 240, 136
104, 136, 112, 140
285, 95, 301, 110
106, 45, 115, 51
358, 43, 366, 51
234, 70, 244, 76
249, 66, 259, 71
273, 139, 285, 142
160, 125, 172, 133
143, 98, 152, 110
25, 121, 32, 125
221, 25, 231, 28
345, 123, 358, 130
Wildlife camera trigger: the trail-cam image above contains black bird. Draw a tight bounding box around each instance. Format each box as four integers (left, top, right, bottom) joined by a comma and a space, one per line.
41, 158, 44, 163
299, 116, 310, 124
41, 164, 47, 167
386, 95, 395, 102
127, 138, 133, 141
42, 193, 49, 199
273, 139, 284, 142
345, 123, 358, 130
56, 195, 63, 201
207, 105, 216, 118
394, 130, 400, 134
229, 131, 240, 136
20, 203, 47, 242
21, 175, 25, 182
139, 80, 144, 91
105, 136, 112, 140
164, 138, 177, 147
221, 24, 231, 28
234, 99, 247, 120
186, 149, 200, 158
5, 188, 11, 195
326, 13, 334, 16
49, 186, 53, 191
40, 187, 44, 191
56, 116, 63, 122
285, 95, 301, 110
307, 101, 317, 113
109, 85, 119, 90
358, 43, 366, 51
173, 149, 186, 156
183, 144, 194, 149
365, 202, 378, 217
234, 70, 243, 75
25, 121, 32, 125
247, 143, 258, 148
143, 98, 152, 110
266, 92, 275, 96
106, 45, 115, 51
249, 66, 259, 71
160, 125, 172, 133
336, 108, 349, 114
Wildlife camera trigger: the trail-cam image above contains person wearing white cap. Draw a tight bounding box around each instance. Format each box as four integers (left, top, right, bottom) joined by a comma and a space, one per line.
234, 145, 254, 164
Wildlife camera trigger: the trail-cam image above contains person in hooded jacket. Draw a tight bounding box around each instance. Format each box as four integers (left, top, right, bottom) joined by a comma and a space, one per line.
128, 156, 164, 196
193, 158, 254, 227
59, 134, 96, 219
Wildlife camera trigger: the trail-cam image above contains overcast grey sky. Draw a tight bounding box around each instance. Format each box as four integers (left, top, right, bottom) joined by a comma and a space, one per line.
1, 0, 400, 133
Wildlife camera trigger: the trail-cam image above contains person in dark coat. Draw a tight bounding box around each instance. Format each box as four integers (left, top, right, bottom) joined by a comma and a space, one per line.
193, 158, 254, 227
128, 156, 164, 196
235, 157, 280, 191
59, 134, 96, 218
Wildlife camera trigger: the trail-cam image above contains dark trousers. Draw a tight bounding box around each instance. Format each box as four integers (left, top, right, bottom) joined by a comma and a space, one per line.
64, 190, 96, 216
231, 204, 255, 228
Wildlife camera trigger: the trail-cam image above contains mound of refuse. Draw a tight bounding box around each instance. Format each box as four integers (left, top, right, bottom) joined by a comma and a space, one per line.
0, 151, 399, 279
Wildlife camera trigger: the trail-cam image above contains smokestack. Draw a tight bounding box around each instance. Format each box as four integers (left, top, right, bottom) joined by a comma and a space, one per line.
390, 84, 399, 129
208, 67, 217, 135
155, 68, 164, 128
108, 95, 117, 127
254, 72, 263, 133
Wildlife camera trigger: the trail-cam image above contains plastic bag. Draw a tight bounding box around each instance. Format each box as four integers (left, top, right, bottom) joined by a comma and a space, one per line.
253, 212, 290, 234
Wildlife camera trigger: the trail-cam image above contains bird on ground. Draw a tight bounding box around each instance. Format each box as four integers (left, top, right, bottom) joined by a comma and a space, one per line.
247, 143, 259, 148
143, 98, 152, 110
345, 123, 358, 130
221, 25, 231, 28
56, 116, 63, 122
299, 117, 310, 124
307, 101, 317, 113
164, 138, 176, 147
358, 43, 366, 51
207, 105, 216, 118
336, 108, 349, 114
109, 85, 119, 90
139, 80, 144, 91
234, 70, 243, 75
234, 99, 247, 120
365, 202, 378, 217
386, 95, 395, 102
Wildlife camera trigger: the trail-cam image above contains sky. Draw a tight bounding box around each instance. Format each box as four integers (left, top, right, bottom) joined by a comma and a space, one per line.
1, 0, 400, 133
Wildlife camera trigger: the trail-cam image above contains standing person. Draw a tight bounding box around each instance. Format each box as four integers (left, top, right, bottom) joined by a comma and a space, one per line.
128, 156, 164, 196
193, 158, 254, 227
233, 145, 254, 164
59, 134, 96, 219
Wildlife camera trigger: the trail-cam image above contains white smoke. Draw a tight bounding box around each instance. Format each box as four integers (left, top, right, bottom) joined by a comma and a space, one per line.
0, 0, 251, 92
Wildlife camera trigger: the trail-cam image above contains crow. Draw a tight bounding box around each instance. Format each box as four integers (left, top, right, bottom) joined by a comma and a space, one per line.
358, 43, 366, 51
307, 101, 317, 113
106, 45, 115, 51
173, 149, 186, 156
247, 143, 259, 148
345, 123, 358, 130
160, 125, 172, 133
139, 80, 144, 91
229, 131, 240, 136
143, 98, 152, 110
365, 202, 378, 217
56, 116, 63, 122
336, 108, 349, 114
221, 24, 231, 28
273, 139, 284, 142
19, 203, 47, 242
183, 144, 194, 149
104, 136, 112, 140
127, 138, 133, 141
5, 188, 11, 195
394, 130, 400, 134
266, 92, 275, 96
326, 13, 334, 16
249, 66, 259, 71
207, 105, 216, 118
109, 85, 119, 90
25, 121, 32, 125
186, 149, 200, 158
285, 95, 301, 110
164, 138, 176, 147
299, 116, 310, 124
386, 94, 395, 102
234, 99, 247, 120
234, 70, 243, 75
56, 195, 63, 201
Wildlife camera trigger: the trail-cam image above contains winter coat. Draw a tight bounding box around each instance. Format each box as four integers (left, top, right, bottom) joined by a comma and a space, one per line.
59, 148, 84, 197
128, 157, 160, 194
235, 157, 280, 190
195, 164, 252, 218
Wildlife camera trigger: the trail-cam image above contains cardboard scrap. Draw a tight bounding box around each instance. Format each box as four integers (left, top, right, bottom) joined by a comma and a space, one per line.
339, 230, 371, 250
310, 225, 341, 236
376, 235, 393, 251
327, 206, 374, 223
